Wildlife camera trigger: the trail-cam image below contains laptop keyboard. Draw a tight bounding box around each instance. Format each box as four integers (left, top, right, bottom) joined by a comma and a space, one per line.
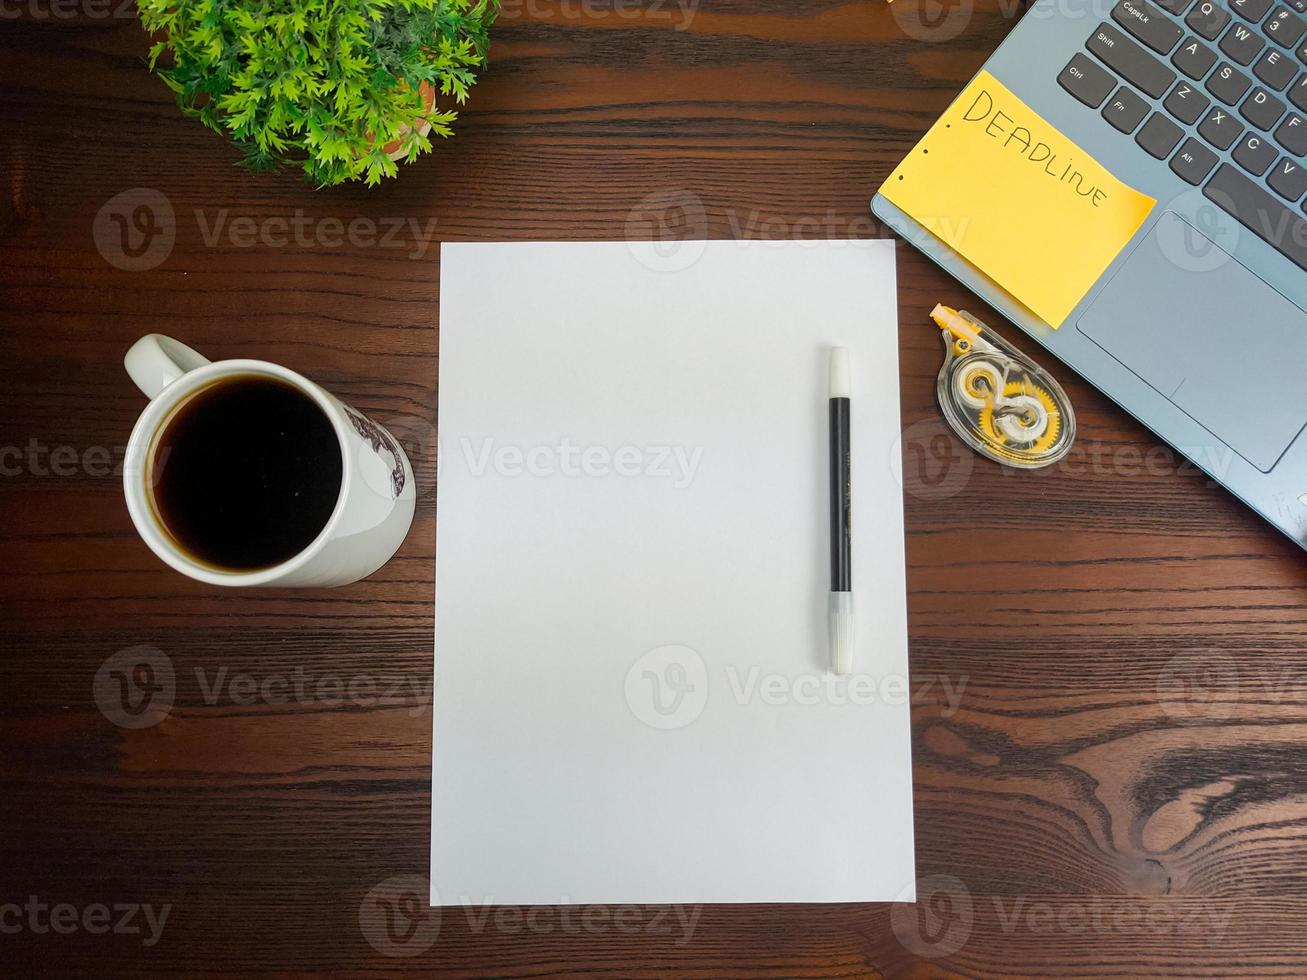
1059, 0, 1307, 269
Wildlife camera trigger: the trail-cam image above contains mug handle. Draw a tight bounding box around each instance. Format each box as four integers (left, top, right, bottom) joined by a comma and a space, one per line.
125, 334, 211, 399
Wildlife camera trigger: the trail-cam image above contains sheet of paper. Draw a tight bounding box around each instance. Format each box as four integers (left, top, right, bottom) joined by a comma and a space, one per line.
432, 240, 915, 905
880, 70, 1155, 328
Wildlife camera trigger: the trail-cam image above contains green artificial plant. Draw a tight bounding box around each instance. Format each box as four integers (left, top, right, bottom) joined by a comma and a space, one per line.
137, 0, 498, 186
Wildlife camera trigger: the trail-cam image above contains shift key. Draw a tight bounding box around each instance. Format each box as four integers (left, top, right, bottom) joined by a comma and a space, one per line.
1088, 23, 1178, 98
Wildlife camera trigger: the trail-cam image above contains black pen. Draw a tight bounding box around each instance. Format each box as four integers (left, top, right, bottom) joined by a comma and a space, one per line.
828, 347, 853, 675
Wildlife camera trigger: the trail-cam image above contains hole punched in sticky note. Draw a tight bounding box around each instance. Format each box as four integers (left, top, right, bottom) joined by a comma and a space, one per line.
880, 71, 1155, 329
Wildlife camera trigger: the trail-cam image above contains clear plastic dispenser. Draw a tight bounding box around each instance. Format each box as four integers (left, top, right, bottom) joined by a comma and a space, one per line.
931, 304, 1076, 470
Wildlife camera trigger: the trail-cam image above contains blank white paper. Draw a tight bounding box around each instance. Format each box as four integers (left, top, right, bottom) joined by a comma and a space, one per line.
432, 240, 914, 905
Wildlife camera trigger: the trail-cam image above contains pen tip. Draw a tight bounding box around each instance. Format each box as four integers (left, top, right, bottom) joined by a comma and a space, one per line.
829, 347, 851, 399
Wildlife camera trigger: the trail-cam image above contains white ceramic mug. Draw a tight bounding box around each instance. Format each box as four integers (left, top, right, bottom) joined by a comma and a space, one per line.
122, 334, 416, 587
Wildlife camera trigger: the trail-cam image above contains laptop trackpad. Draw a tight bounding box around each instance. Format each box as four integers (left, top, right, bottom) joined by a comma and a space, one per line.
1076, 211, 1307, 473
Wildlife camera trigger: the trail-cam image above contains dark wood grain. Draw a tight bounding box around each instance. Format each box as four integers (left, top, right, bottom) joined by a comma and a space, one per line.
4, 1, 1307, 976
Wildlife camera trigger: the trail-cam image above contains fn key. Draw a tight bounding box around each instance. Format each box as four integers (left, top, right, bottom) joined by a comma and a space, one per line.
1059, 53, 1116, 107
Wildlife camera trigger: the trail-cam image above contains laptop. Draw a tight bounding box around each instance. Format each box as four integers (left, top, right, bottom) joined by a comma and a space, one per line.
873, 0, 1307, 549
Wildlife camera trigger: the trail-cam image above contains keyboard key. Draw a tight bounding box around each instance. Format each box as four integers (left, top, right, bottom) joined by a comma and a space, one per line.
1254, 48, 1298, 88
1103, 85, 1152, 130
1231, 0, 1274, 18
1268, 154, 1307, 196
1241, 85, 1287, 127
1289, 73, 1307, 110
1114, 0, 1185, 51
1186, 0, 1232, 38
1166, 79, 1213, 120
1137, 112, 1186, 156
1234, 130, 1279, 171
1171, 137, 1221, 181
1204, 162, 1307, 267
1157, 0, 1196, 12
1219, 20, 1266, 62
1290, 0, 1307, 11
1207, 61, 1254, 102
1275, 111, 1307, 152
1088, 24, 1179, 97
1174, 36, 1220, 76
1200, 104, 1246, 146
1059, 52, 1117, 106
1264, 7, 1307, 47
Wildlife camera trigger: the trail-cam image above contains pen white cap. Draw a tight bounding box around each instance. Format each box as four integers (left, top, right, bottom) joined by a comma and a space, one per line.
829, 347, 851, 399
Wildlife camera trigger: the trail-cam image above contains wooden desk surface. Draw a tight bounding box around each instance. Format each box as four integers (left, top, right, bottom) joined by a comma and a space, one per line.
4, 1, 1307, 976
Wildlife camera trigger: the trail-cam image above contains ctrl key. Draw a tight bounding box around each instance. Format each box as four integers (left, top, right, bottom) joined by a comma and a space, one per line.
1059, 53, 1116, 107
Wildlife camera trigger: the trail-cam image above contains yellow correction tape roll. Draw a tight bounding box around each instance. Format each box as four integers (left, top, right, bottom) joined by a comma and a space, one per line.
931, 304, 1075, 469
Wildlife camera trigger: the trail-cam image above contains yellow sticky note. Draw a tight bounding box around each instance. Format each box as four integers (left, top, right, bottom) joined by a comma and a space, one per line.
880, 71, 1155, 328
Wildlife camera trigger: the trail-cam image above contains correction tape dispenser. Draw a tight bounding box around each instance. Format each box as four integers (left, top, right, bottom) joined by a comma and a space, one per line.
931, 304, 1076, 469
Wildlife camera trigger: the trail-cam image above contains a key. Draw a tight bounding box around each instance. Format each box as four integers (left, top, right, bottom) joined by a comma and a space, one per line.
1205, 162, 1307, 267
1186, 0, 1232, 39
1200, 104, 1246, 146
1232, 0, 1274, 18
1170, 137, 1221, 182
1207, 60, 1254, 102
1114, 0, 1185, 51
1267, 154, 1307, 196
1264, 6, 1307, 47
1166, 79, 1213, 121
1254, 47, 1298, 88
1088, 23, 1179, 98
1220, 20, 1266, 62
1234, 130, 1279, 171
1289, 73, 1307, 110
1241, 85, 1287, 127
1174, 36, 1220, 76
1103, 85, 1152, 131
1274, 111, 1307, 152
1059, 53, 1117, 107
1137, 112, 1186, 156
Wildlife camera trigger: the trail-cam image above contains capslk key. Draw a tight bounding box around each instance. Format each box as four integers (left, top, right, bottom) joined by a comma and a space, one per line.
1088, 23, 1178, 97
1204, 162, 1307, 267
1113, 0, 1185, 52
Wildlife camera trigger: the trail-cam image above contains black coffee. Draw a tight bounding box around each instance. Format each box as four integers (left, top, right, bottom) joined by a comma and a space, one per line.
149, 374, 343, 571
